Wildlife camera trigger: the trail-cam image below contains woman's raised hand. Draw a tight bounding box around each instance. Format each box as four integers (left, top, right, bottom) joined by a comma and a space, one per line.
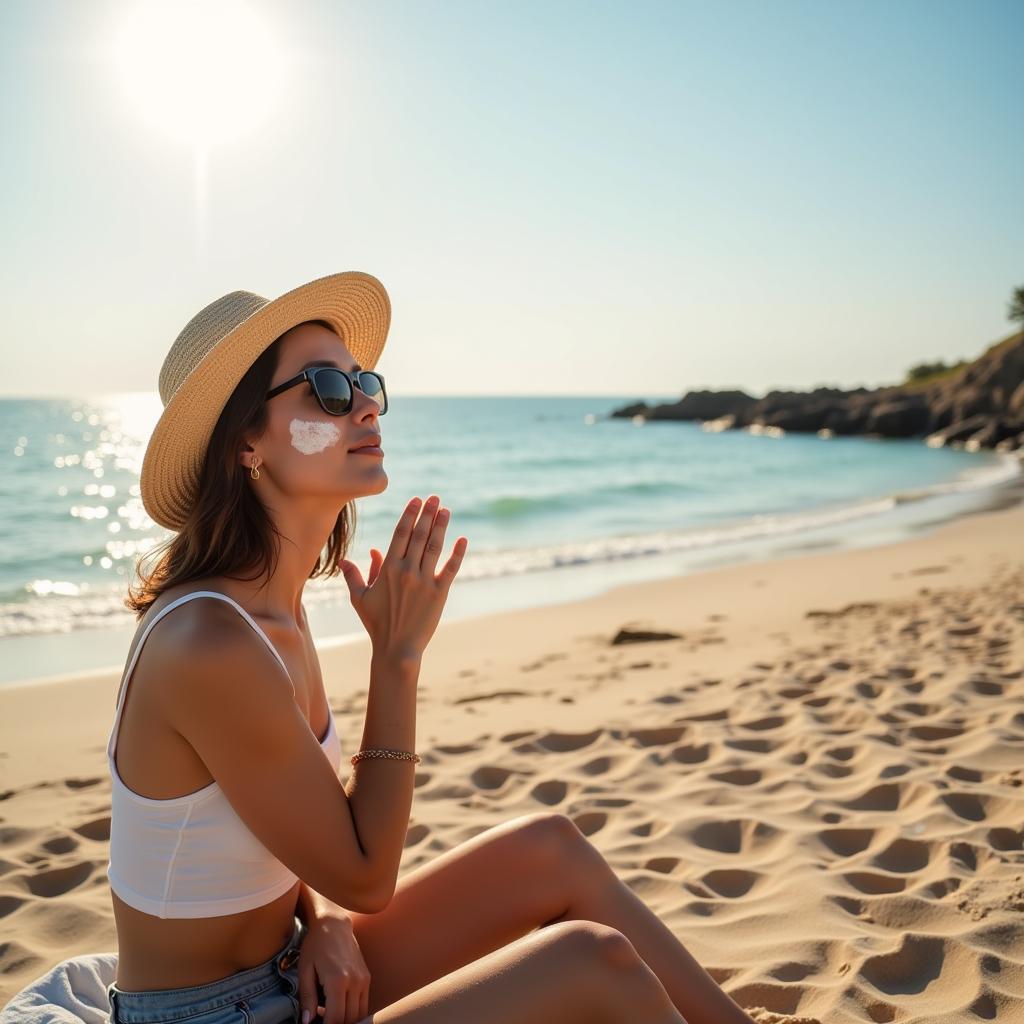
340, 496, 467, 663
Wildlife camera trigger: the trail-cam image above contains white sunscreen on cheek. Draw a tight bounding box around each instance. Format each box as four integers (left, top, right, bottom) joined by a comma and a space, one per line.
289, 418, 343, 455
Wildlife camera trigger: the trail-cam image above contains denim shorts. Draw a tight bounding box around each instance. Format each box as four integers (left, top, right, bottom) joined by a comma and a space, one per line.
107, 915, 319, 1024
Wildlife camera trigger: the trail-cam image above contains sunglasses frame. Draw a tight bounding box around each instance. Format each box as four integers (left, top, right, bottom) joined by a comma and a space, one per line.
265, 366, 388, 417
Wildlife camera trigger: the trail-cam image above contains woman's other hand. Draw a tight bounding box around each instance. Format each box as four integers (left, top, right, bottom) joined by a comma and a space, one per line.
297, 912, 370, 1024
340, 495, 467, 662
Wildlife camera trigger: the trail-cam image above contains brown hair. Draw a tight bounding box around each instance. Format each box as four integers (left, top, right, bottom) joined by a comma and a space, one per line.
125, 320, 357, 618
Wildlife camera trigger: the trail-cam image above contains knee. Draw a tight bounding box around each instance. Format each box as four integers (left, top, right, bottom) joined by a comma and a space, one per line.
544, 919, 643, 971
511, 811, 587, 864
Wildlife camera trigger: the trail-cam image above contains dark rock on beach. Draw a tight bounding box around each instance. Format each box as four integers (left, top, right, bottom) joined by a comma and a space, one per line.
610, 330, 1024, 454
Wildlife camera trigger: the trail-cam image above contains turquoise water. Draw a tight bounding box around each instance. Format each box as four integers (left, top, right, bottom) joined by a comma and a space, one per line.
0, 393, 1017, 679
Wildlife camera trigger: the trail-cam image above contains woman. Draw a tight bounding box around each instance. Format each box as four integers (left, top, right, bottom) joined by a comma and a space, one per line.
105, 271, 754, 1024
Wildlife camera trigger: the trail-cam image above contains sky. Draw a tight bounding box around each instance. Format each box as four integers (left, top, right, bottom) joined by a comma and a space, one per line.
1, 0, 1021, 400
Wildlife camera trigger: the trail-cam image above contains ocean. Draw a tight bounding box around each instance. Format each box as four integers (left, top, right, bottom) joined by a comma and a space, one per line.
0, 393, 1018, 684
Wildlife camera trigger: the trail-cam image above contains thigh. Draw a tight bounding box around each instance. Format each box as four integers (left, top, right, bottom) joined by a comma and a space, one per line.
367, 919, 666, 1024
348, 812, 590, 1012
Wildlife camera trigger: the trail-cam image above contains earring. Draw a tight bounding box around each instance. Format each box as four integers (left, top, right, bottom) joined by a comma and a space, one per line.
250, 457, 261, 480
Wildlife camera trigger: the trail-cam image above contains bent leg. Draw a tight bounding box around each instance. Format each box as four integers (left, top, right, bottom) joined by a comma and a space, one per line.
345, 812, 754, 1024
364, 920, 688, 1024
347, 813, 579, 1008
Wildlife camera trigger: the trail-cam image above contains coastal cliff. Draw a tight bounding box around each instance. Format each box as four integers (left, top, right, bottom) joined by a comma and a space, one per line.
610, 329, 1024, 454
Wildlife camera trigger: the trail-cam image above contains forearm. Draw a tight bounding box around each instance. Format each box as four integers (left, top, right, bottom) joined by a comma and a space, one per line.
344, 651, 421, 903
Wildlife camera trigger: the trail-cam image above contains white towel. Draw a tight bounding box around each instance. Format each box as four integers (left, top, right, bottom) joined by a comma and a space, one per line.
1, 953, 118, 1024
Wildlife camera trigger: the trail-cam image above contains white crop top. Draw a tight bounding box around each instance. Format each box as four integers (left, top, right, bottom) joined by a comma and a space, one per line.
106, 590, 342, 919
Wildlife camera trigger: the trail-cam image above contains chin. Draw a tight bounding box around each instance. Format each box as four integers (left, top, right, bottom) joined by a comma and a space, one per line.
355, 473, 389, 498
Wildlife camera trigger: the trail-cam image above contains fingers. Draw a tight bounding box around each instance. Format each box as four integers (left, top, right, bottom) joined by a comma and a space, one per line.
340, 558, 365, 596
440, 534, 468, 585
403, 494, 440, 566
380, 494, 467, 583
298, 964, 317, 1024
321, 977, 354, 1024
367, 549, 383, 587
384, 496, 422, 563
419, 503, 450, 576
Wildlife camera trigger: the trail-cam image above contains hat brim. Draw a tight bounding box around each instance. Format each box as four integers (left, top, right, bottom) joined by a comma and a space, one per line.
140, 270, 391, 532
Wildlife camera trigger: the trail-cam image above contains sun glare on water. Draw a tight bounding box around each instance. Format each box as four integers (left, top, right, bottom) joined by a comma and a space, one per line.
111, 0, 287, 149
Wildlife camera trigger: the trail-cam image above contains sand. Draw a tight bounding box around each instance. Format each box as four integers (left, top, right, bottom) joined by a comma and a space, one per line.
1, 498, 1022, 1022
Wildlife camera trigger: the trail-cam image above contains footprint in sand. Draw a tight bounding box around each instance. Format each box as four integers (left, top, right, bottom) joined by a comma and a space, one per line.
669, 742, 712, 764
842, 870, 907, 895
472, 765, 519, 791
987, 826, 1023, 850
925, 876, 962, 898
435, 743, 479, 755
683, 818, 780, 855
453, 690, 529, 705
860, 934, 948, 995
947, 622, 983, 638
40, 835, 77, 856
727, 738, 775, 754
0, 893, 27, 918
643, 856, 680, 874
72, 816, 111, 842
739, 715, 788, 732
535, 729, 604, 752
570, 811, 607, 836
871, 837, 931, 872
530, 779, 568, 805
500, 730, 535, 742
711, 768, 762, 786
840, 782, 904, 812
819, 827, 875, 858
20, 860, 94, 897
701, 867, 761, 898
626, 725, 687, 747
630, 819, 669, 838
64, 777, 103, 790
579, 755, 615, 776
404, 823, 430, 847
939, 792, 988, 822
969, 676, 1004, 696
908, 723, 965, 741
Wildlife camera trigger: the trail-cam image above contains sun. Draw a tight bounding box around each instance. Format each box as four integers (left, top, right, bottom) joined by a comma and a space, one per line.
110, 0, 287, 149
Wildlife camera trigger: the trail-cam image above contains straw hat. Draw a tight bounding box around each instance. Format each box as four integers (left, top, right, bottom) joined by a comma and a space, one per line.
140, 270, 391, 532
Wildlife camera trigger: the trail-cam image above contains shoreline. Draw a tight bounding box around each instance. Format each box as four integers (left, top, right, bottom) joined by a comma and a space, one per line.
2, 448, 1021, 689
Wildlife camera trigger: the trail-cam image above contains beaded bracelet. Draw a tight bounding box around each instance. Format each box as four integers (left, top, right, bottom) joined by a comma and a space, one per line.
350, 748, 421, 766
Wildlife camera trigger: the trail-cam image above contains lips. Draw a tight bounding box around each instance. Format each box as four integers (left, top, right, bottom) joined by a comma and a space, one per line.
348, 436, 382, 452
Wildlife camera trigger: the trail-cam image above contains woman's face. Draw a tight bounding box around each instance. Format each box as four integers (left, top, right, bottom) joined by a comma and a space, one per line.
247, 322, 387, 506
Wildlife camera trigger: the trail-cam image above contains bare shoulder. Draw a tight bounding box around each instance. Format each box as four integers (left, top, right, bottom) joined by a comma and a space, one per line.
136, 592, 294, 729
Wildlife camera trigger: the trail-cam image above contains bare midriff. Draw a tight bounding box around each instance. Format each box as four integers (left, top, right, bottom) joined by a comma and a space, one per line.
112, 882, 302, 990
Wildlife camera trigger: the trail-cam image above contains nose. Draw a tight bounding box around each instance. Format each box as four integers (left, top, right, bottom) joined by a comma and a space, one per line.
351, 380, 383, 420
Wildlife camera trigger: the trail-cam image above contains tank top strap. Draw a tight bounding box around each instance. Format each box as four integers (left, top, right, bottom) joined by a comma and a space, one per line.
107, 590, 293, 758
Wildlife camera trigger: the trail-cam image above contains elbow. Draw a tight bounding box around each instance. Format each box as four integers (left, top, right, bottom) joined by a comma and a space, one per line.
337, 866, 394, 915
358, 879, 395, 915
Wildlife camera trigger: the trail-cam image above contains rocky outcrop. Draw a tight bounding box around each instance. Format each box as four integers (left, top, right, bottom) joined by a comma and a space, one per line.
609, 331, 1024, 454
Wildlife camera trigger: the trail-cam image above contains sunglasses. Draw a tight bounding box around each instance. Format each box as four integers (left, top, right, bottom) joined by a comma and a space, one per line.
265, 366, 388, 417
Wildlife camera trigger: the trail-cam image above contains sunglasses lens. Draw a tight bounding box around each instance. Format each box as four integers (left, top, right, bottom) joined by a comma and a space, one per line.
315, 369, 353, 415
314, 369, 387, 415
357, 372, 387, 413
